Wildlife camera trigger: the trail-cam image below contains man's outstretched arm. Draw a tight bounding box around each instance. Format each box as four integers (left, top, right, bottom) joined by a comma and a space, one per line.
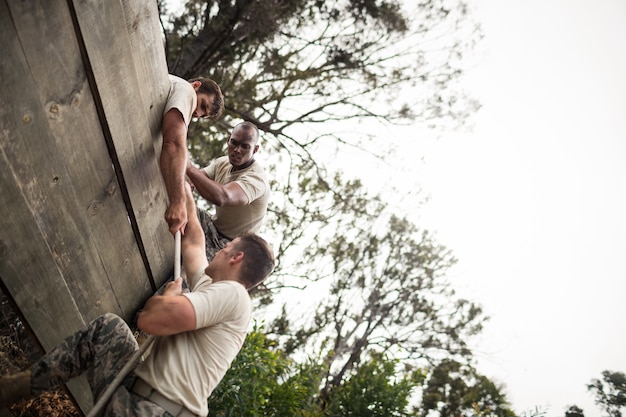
136, 184, 206, 336
180, 182, 209, 281
161, 109, 189, 235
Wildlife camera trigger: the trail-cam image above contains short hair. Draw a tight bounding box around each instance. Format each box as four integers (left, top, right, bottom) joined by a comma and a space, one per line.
188, 77, 224, 120
233, 232, 275, 290
233, 121, 260, 144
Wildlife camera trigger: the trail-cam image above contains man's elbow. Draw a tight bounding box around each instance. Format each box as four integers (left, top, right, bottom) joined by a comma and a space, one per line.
137, 316, 176, 336
213, 191, 247, 207
161, 138, 185, 155
137, 314, 156, 335
201, 191, 227, 206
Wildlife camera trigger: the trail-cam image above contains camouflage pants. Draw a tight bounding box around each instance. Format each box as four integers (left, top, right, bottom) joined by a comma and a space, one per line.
197, 208, 231, 262
30, 313, 173, 417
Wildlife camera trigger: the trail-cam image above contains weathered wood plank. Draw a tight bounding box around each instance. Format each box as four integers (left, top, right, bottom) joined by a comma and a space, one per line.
0, 0, 149, 327
1, 0, 94, 346
0, 0, 105, 410
122, 0, 171, 139
1, 0, 175, 412
71, 0, 175, 292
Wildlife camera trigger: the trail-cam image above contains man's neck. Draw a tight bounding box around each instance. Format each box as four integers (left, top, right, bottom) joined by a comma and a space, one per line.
231, 158, 255, 172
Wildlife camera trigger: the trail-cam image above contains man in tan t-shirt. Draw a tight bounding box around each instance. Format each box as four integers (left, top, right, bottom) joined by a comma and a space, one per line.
186, 121, 270, 260
0, 184, 275, 416
161, 75, 224, 236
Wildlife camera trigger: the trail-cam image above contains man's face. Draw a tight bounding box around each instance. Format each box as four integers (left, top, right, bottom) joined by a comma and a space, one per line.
193, 93, 213, 118
228, 128, 258, 168
205, 238, 241, 280
214, 239, 235, 262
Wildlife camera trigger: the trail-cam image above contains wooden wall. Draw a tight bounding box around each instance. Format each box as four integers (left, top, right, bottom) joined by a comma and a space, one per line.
0, 0, 175, 412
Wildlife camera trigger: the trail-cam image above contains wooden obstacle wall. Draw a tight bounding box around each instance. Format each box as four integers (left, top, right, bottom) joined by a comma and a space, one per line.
0, 0, 175, 411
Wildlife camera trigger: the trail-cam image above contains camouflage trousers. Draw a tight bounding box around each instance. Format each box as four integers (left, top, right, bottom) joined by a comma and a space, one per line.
31, 313, 173, 417
197, 208, 231, 262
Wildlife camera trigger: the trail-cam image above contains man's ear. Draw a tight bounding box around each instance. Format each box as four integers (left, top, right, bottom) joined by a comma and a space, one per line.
191, 80, 202, 91
253, 144, 260, 155
230, 251, 245, 265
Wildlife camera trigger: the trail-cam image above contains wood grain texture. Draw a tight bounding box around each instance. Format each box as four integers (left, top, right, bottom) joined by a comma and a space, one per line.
0, 0, 175, 413
71, 0, 174, 291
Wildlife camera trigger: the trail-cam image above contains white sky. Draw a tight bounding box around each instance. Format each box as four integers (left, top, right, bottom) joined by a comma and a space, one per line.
409, 0, 626, 415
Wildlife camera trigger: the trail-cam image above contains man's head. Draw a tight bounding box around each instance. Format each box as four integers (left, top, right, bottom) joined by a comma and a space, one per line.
206, 232, 275, 290
232, 232, 274, 289
189, 77, 224, 120
228, 121, 260, 170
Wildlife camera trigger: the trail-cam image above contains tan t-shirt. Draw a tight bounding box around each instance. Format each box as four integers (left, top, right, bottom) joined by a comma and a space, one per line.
164, 74, 196, 126
134, 269, 252, 416
203, 156, 270, 238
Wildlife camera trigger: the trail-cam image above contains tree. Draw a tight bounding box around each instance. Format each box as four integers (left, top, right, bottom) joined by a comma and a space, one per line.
209, 325, 325, 416
420, 359, 515, 417
588, 371, 626, 417
156, 0, 491, 413
324, 352, 425, 417
158, 1, 483, 297
263, 175, 486, 407
209, 327, 423, 416
159, 0, 482, 168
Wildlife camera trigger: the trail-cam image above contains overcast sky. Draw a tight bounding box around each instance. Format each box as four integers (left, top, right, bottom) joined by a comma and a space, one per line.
409, 0, 626, 415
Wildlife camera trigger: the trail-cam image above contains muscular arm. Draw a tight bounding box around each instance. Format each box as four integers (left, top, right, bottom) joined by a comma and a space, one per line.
186, 161, 249, 206
161, 109, 189, 234
136, 278, 195, 336
137, 184, 207, 336
181, 182, 209, 282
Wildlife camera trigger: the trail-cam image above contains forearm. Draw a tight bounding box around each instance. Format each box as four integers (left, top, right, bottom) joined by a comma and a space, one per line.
137, 296, 177, 334
160, 142, 187, 206
137, 287, 195, 336
187, 164, 228, 206
160, 108, 190, 232
182, 183, 205, 253
181, 184, 209, 281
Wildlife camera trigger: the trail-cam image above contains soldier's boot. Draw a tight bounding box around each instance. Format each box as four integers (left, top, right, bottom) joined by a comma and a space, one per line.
0, 370, 31, 408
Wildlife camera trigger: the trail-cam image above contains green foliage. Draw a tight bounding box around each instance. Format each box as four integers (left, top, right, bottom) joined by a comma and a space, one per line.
588, 370, 626, 417
207, 330, 513, 417
324, 352, 426, 417
208, 324, 325, 416
267, 176, 486, 399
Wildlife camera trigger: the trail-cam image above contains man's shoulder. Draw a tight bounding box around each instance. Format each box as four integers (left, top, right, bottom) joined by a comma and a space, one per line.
242, 161, 269, 184
195, 276, 247, 292
164, 75, 195, 124
235, 160, 268, 178
167, 75, 194, 96
188, 278, 251, 306
214, 156, 230, 165
207, 156, 232, 175
168, 74, 187, 84
250, 160, 268, 174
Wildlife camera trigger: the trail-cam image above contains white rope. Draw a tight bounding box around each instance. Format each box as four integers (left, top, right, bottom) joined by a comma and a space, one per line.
87, 230, 181, 417
174, 229, 181, 279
